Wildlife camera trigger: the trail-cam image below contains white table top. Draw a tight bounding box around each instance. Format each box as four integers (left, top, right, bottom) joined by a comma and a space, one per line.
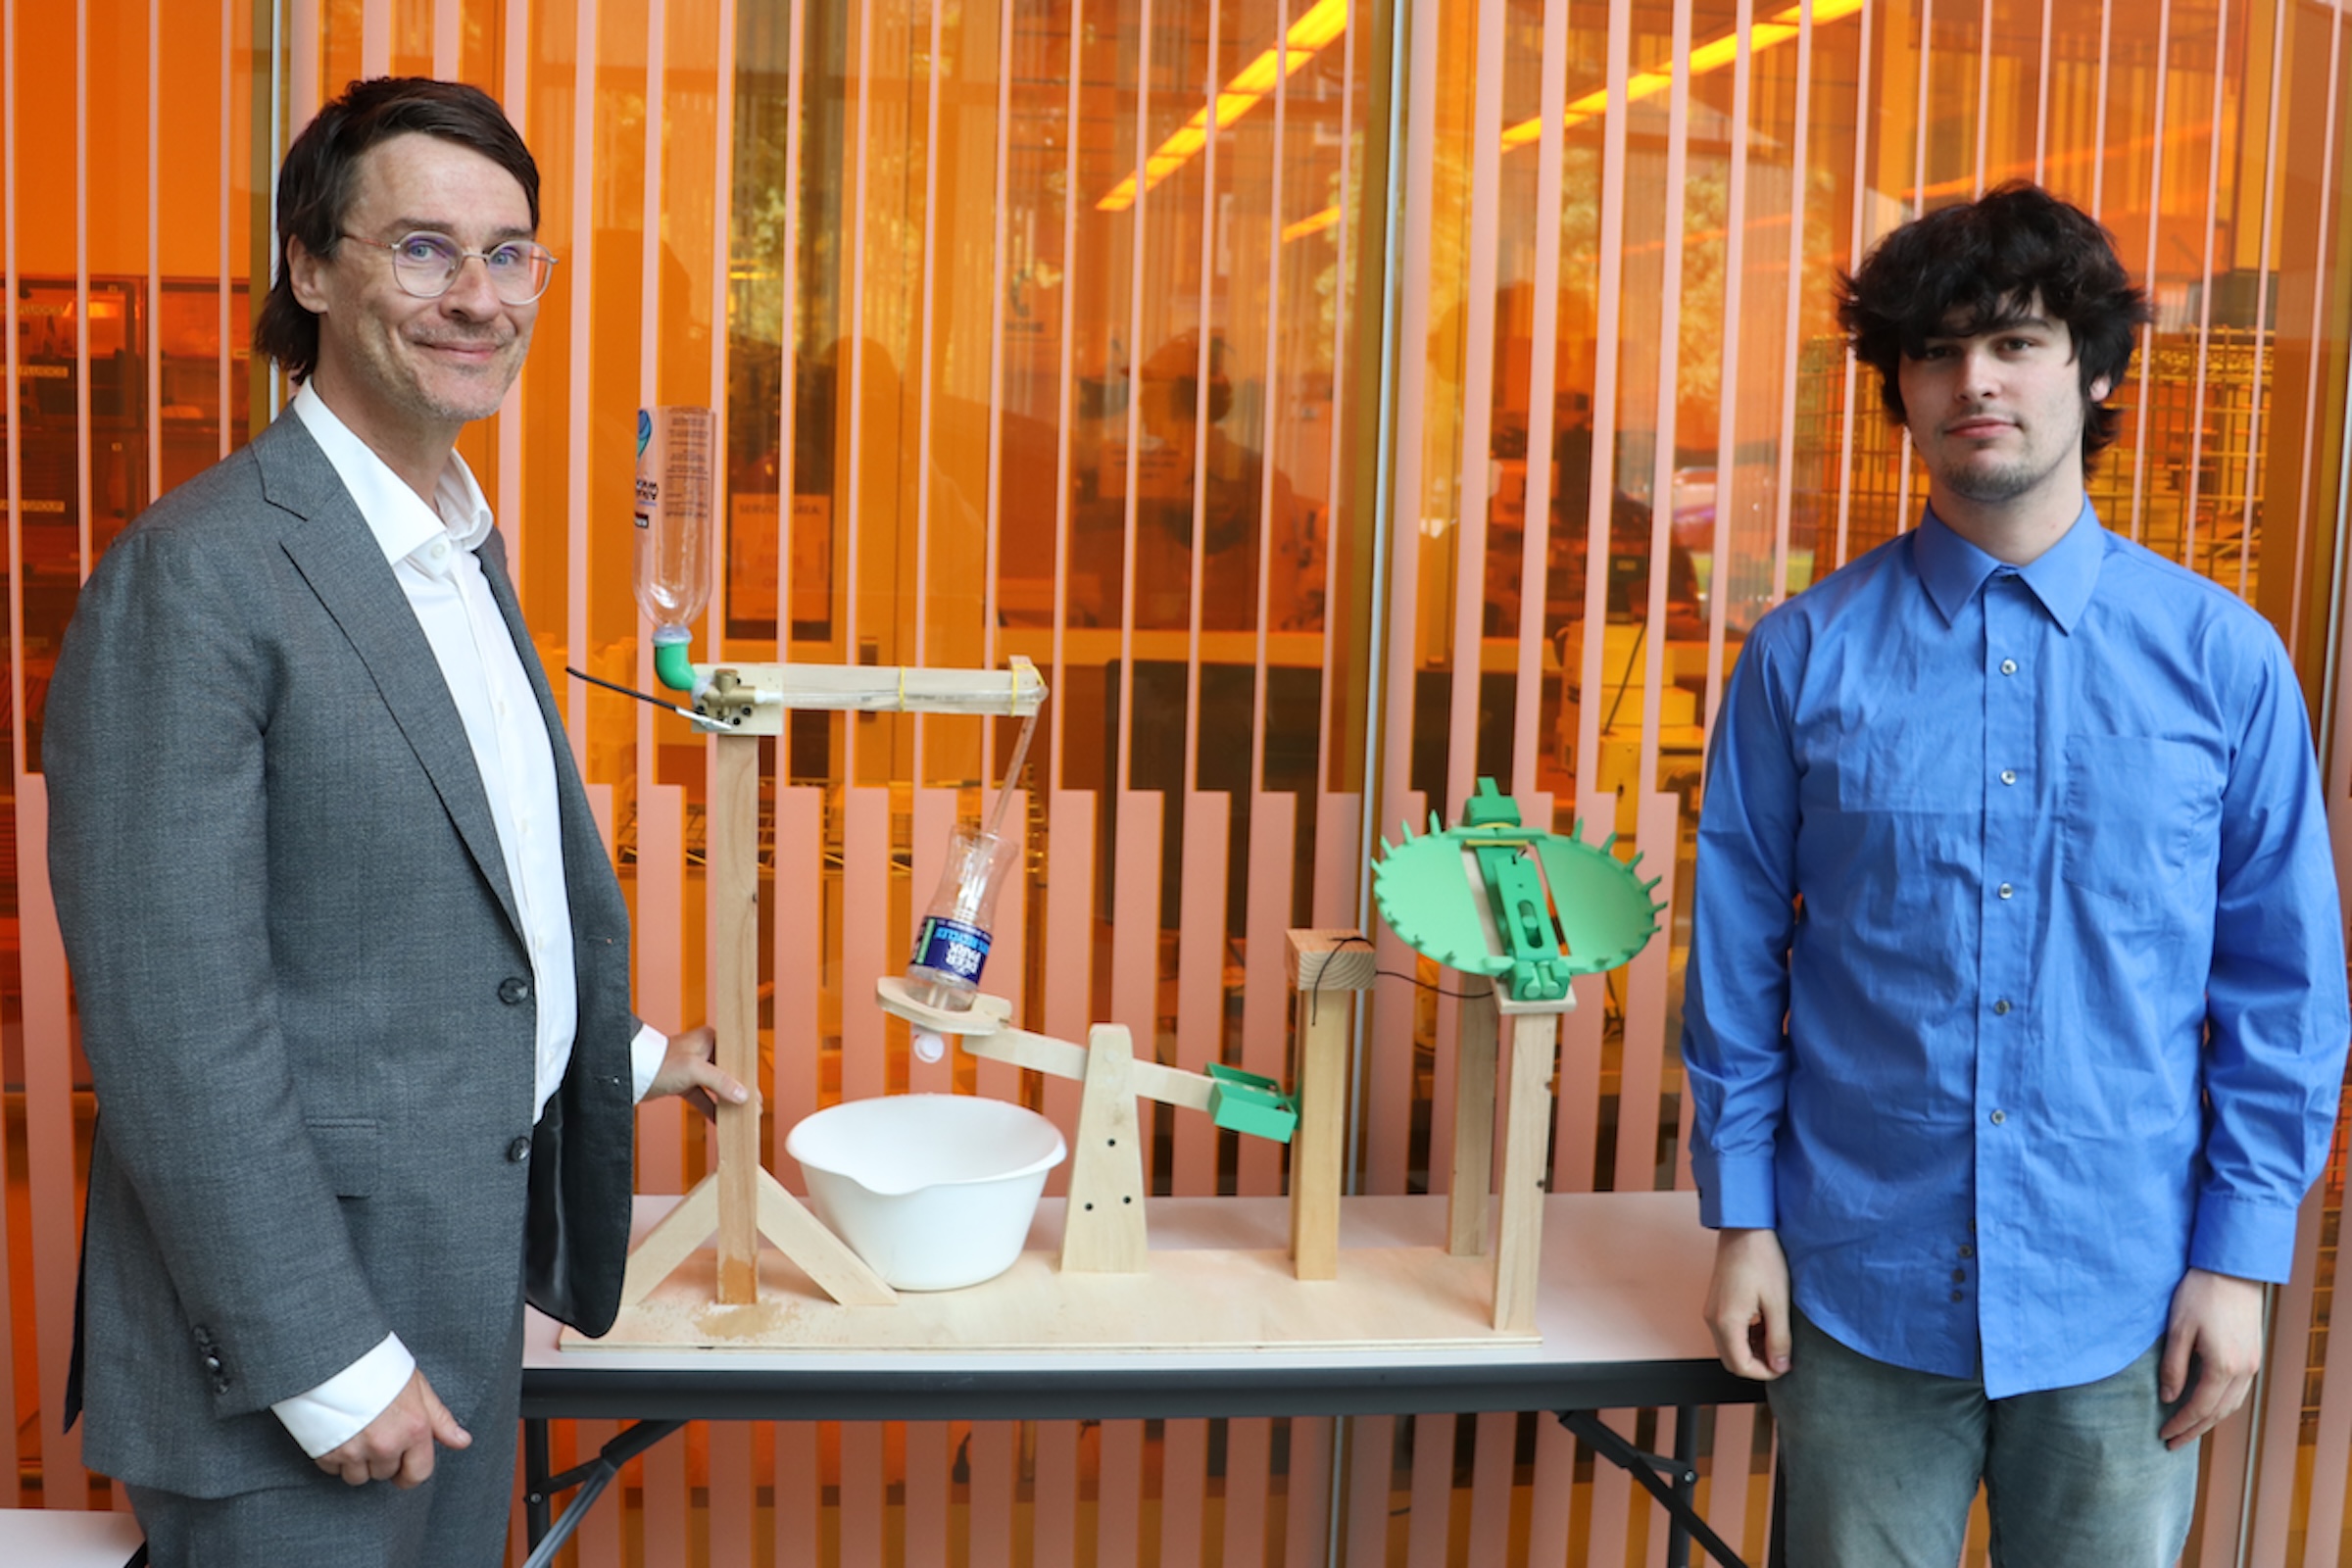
523, 1190, 1751, 1422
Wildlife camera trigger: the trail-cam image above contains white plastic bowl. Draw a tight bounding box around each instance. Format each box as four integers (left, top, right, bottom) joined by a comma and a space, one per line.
785, 1094, 1066, 1291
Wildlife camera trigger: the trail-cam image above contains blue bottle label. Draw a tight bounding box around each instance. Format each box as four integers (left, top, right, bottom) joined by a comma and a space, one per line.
913, 916, 991, 982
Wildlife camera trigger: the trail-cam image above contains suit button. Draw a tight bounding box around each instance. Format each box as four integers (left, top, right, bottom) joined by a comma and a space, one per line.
498, 976, 531, 1005
507, 1136, 533, 1163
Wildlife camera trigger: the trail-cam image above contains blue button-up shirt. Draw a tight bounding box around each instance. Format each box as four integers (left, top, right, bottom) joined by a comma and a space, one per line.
1683, 506, 2349, 1398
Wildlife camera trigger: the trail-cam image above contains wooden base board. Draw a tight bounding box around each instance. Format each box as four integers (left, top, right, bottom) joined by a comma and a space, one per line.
564, 1243, 1536, 1353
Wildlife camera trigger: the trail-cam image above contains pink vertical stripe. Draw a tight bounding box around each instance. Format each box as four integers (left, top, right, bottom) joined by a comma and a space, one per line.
844, 787, 892, 1103
1367, 790, 1424, 1195
363, 0, 390, 78
1831, 0, 1878, 579
2180, 0, 2233, 579
1708, 1403, 1757, 1555
1175, 791, 1229, 1195
575, 1420, 623, 1566
1112, 0, 1153, 798
640, 1426, 687, 1568
708, 1424, 754, 1568
1042, 790, 1097, 1190
1446, 0, 1506, 818
75, 0, 90, 578
1312, 792, 1360, 928
840, 0, 876, 782
2034, 0, 2053, 184
980, 0, 1016, 714
2127, 0, 2175, 547
1159, 1417, 1209, 1566
1240, 792, 1296, 1197
2247, 1189, 2323, 1561
1584, 1408, 1638, 1566
1974, 0, 1992, 194
290, 0, 319, 141
1181, 1, 1223, 815
909, 0, 948, 784
1111, 791, 1163, 1084
773, 789, 825, 1164
1527, 1415, 1575, 1562
2239, 0, 2285, 609
218, 0, 231, 461
1401, 1411, 1453, 1565
1313, 2, 1358, 800
20, 782, 84, 1491
840, 1422, 886, 1565
637, 784, 687, 1189
1098, 1418, 1147, 1568
1034, 1419, 1082, 1567
1047, 0, 1084, 789
1222, 1417, 1273, 1566
2288, 0, 2344, 661
969, 1419, 1019, 1568
1613, 789, 1680, 1194
1383, 0, 1437, 845
1250, 0, 1292, 801
909, 788, 958, 1097
1756, 0, 1816, 716
906, 1422, 951, 1566
773, 1421, 823, 1565
1344, 1415, 1395, 1568
564, 0, 600, 750
433, 0, 458, 77
0, 0, 22, 1472
1465, 1411, 1514, 1563
1515, 0, 1570, 800
145, 0, 159, 505
776, 0, 808, 710
1283, 1418, 1335, 1566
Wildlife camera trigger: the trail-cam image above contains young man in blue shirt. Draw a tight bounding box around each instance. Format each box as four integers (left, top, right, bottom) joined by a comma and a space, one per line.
1683, 182, 2351, 1563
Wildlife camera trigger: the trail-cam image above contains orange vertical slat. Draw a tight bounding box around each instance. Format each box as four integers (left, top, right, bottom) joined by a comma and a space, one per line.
1175, 790, 1228, 1195
1342, 1414, 1393, 1567
1222, 1416, 1273, 1566
1239, 791, 1294, 1197
910, 786, 958, 1097
1159, 1417, 1210, 1566
841, 1420, 887, 1564
774, 787, 826, 1161
907, 1421, 952, 1566
1283, 1416, 1335, 1565
844, 786, 892, 1103
1098, 1416, 1147, 1567
1400, 1410, 1451, 1565
773, 1421, 822, 1565
1464, 1410, 1514, 1562
1034, 1417, 1082, 1567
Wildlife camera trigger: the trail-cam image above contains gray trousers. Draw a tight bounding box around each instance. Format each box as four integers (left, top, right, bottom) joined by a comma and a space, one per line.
1767, 1307, 2200, 1568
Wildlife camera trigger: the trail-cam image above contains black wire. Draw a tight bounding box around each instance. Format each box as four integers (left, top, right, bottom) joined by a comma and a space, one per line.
565, 664, 696, 717
1306, 931, 1500, 1026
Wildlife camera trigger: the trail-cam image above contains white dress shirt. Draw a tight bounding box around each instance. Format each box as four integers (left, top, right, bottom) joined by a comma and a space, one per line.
271, 387, 665, 1455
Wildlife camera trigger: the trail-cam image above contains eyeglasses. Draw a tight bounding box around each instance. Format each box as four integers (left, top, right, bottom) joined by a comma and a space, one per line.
340, 231, 560, 306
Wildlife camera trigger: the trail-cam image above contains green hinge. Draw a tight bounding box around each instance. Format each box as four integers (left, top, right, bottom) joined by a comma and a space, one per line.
1204, 1061, 1298, 1144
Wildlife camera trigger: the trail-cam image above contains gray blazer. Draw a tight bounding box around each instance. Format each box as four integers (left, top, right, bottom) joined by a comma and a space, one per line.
45, 413, 639, 1497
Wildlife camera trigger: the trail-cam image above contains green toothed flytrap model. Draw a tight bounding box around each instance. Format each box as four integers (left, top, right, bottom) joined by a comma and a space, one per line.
1371, 777, 1666, 1000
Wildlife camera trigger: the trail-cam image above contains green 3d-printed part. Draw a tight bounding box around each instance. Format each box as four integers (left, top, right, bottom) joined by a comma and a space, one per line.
1204, 1061, 1298, 1144
1371, 777, 1665, 1002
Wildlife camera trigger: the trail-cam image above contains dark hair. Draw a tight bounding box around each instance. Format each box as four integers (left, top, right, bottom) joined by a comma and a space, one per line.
1837, 182, 2151, 469
253, 77, 540, 384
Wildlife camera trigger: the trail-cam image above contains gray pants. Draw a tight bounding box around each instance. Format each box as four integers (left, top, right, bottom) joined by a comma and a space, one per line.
1767, 1308, 2199, 1568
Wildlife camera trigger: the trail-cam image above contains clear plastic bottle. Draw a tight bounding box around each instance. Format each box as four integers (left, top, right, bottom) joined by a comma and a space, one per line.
631, 406, 714, 637
904, 822, 1015, 1013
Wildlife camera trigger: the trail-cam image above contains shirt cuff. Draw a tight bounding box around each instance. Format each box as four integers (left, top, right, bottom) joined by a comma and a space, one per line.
1694, 1151, 1778, 1231
271, 1333, 414, 1458
2188, 1190, 2303, 1285
630, 1022, 667, 1103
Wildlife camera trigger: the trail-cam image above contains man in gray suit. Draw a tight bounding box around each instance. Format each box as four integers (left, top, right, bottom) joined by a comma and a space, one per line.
44, 77, 745, 1565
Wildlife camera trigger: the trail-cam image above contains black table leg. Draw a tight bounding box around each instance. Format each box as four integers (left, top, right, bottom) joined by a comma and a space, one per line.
525, 1419, 553, 1544
1556, 1410, 1750, 1568
520, 1417, 688, 1568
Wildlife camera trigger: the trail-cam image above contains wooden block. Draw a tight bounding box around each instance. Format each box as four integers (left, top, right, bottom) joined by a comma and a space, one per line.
1059, 1025, 1150, 1273
713, 736, 763, 1304
1288, 984, 1350, 1280
1285, 929, 1377, 993
754, 1172, 899, 1306
1493, 1012, 1559, 1333
1447, 990, 1498, 1258
619, 1178, 721, 1310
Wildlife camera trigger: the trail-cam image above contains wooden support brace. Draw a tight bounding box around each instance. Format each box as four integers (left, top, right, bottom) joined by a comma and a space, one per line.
1287, 931, 1371, 1281
1447, 988, 1499, 1258
1492, 1010, 1560, 1334
1057, 1024, 1150, 1273
612, 1168, 899, 1312
712, 735, 762, 1303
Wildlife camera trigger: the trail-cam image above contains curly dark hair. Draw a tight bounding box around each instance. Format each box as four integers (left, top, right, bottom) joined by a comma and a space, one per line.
253, 77, 540, 384
1837, 182, 2151, 470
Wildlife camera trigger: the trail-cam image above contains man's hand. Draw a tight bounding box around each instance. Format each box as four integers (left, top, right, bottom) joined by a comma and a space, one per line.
1704, 1227, 1792, 1380
2158, 1267, 2267, 1449
645, 1024, 755, 1120
315, 1368, 469, 1489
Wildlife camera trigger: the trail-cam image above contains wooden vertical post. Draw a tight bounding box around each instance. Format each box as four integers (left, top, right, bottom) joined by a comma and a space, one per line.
712, 734, 763, 1303
1447, 988, 1498, 1257
1286, 931, 1374, 1281
1493, 1008, 1560, 1333
1058, 1024, 1150, 1273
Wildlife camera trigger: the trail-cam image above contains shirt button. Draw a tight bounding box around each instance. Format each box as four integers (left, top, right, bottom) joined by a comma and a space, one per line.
1999, 658, 2018, 675
1951, 1289, 1965, 1302
2000, 768, 2018, 786
1952, 1268, 1967, 1283
1992, 999, 2012, 1015
1990, 1109, 2007, 1125
508, 1136, 533, 1163
498, 976, 532, 1005
1959, 1244, 1975, 1258
1997, 883, 2013, 900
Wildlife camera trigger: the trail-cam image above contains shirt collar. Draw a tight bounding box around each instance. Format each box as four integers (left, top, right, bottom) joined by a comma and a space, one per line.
289, 383, 494, 578
1914, 499, 2104, 632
